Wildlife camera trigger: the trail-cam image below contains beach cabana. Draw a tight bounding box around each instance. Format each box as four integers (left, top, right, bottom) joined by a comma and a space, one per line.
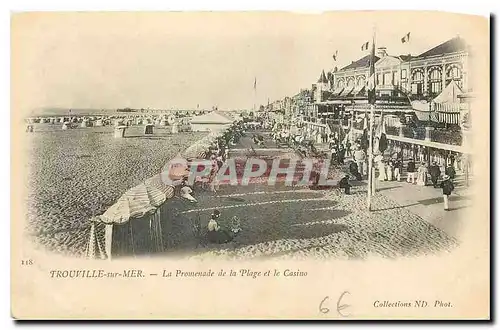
171, 122, 179, 134
189, 111, 235, 132
144, 124, 154, 135
86, 177, 175, 259
80, 119, 90, 128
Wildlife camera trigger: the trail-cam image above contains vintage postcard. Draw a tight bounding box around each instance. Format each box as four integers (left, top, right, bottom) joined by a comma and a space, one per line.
11, 11, 490, 319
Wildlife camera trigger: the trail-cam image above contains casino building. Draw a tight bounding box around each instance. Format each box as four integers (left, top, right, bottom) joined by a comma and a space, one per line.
289, 35, 473, 177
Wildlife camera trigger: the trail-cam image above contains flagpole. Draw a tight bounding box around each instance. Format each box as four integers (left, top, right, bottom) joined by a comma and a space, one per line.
253, 77, 256, 112
367, 26, 376, 211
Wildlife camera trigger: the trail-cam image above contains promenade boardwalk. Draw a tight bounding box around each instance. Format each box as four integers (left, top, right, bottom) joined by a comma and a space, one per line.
161, 131, 460, 260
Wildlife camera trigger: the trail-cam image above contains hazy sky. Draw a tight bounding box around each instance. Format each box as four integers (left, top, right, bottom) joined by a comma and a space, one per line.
12, 12, 485, 112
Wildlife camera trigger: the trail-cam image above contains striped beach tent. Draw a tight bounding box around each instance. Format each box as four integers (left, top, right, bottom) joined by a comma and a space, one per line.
182, 142, 209, 160
99, 182, 169, 224
89, 179, 175, 259
432, 81, 463, 124
85, 219, 108, 259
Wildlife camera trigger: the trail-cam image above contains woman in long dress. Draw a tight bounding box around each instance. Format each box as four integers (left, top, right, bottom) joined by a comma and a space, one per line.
377, 159, 387, 181
416, 162, 428, 186
386, 160, 394, 181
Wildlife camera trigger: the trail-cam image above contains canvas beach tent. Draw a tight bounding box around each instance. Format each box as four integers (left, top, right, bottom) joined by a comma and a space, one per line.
432, 80, 464, 124
86, 177, 175, 259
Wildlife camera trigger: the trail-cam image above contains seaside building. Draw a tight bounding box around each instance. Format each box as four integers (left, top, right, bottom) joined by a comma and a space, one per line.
273, 35, 473, 175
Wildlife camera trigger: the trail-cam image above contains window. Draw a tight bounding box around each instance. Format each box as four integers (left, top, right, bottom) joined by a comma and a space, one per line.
446, 66, 463, 88
412, 70, 424, 82
411, 70, 424, 96
376, 74, 381, 85
447, 66, 461, 79
357, 76, 365, 87
429, 68, 443, 95
401, 69, 407, 79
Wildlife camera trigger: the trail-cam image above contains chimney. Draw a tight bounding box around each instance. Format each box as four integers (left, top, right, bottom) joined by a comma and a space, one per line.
376, 47, 388, 58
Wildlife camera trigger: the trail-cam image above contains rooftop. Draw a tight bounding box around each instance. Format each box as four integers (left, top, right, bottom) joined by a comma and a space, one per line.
317, 70, 328, 83
416, 36, 467, 59
339, 54, 380, 71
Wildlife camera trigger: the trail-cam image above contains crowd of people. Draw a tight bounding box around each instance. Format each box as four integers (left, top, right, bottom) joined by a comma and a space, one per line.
175, 122, 247, 244
180, 118, 462, 248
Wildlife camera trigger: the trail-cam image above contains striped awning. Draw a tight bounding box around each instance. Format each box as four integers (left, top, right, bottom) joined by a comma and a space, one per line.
333, 86, 344, 96
340, 85, 355, 97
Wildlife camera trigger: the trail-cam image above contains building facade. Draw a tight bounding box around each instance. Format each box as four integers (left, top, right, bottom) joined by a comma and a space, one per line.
329, 36, 470, 101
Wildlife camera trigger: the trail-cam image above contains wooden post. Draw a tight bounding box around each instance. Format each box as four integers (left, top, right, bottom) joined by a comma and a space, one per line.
367, 104, 375, 211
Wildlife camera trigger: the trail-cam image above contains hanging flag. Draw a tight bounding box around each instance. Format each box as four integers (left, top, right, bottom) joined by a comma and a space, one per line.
367, 33, 376, 105
254, 77, 257, 90
332, 50, 338, 61
361, 41, 369, 51
401, 32, 411, 43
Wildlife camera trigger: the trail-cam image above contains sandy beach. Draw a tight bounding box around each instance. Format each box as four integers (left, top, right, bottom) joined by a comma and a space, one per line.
24, 124, 205, 256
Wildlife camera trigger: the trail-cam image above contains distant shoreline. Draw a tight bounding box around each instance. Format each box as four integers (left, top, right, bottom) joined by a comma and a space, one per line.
28, 108, 233, 117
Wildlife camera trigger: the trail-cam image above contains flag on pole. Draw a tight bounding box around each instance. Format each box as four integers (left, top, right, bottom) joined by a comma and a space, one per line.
254, 77, 257, 90
332, 50, 338, 61
361, 41, 369, 51
401, 32, 411, 43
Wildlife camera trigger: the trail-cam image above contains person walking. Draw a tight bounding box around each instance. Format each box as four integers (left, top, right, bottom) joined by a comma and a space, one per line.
416, 162, 429, 186
406, 158, 416, 184
445, 163, 456, 181
429, 161, 441, 188
386, 160, 394, 181
394, 158, 402, 181
440, 175, 454, 211
337, 144, 345, 165
354, 147, 366, 177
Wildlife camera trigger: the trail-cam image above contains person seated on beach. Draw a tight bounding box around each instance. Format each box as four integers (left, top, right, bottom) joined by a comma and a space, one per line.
252, 134, 260, 145
349, 161, 362, 181
180, 180, 197, 203
207, 210, 235, 244
338, 175, 351, 195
